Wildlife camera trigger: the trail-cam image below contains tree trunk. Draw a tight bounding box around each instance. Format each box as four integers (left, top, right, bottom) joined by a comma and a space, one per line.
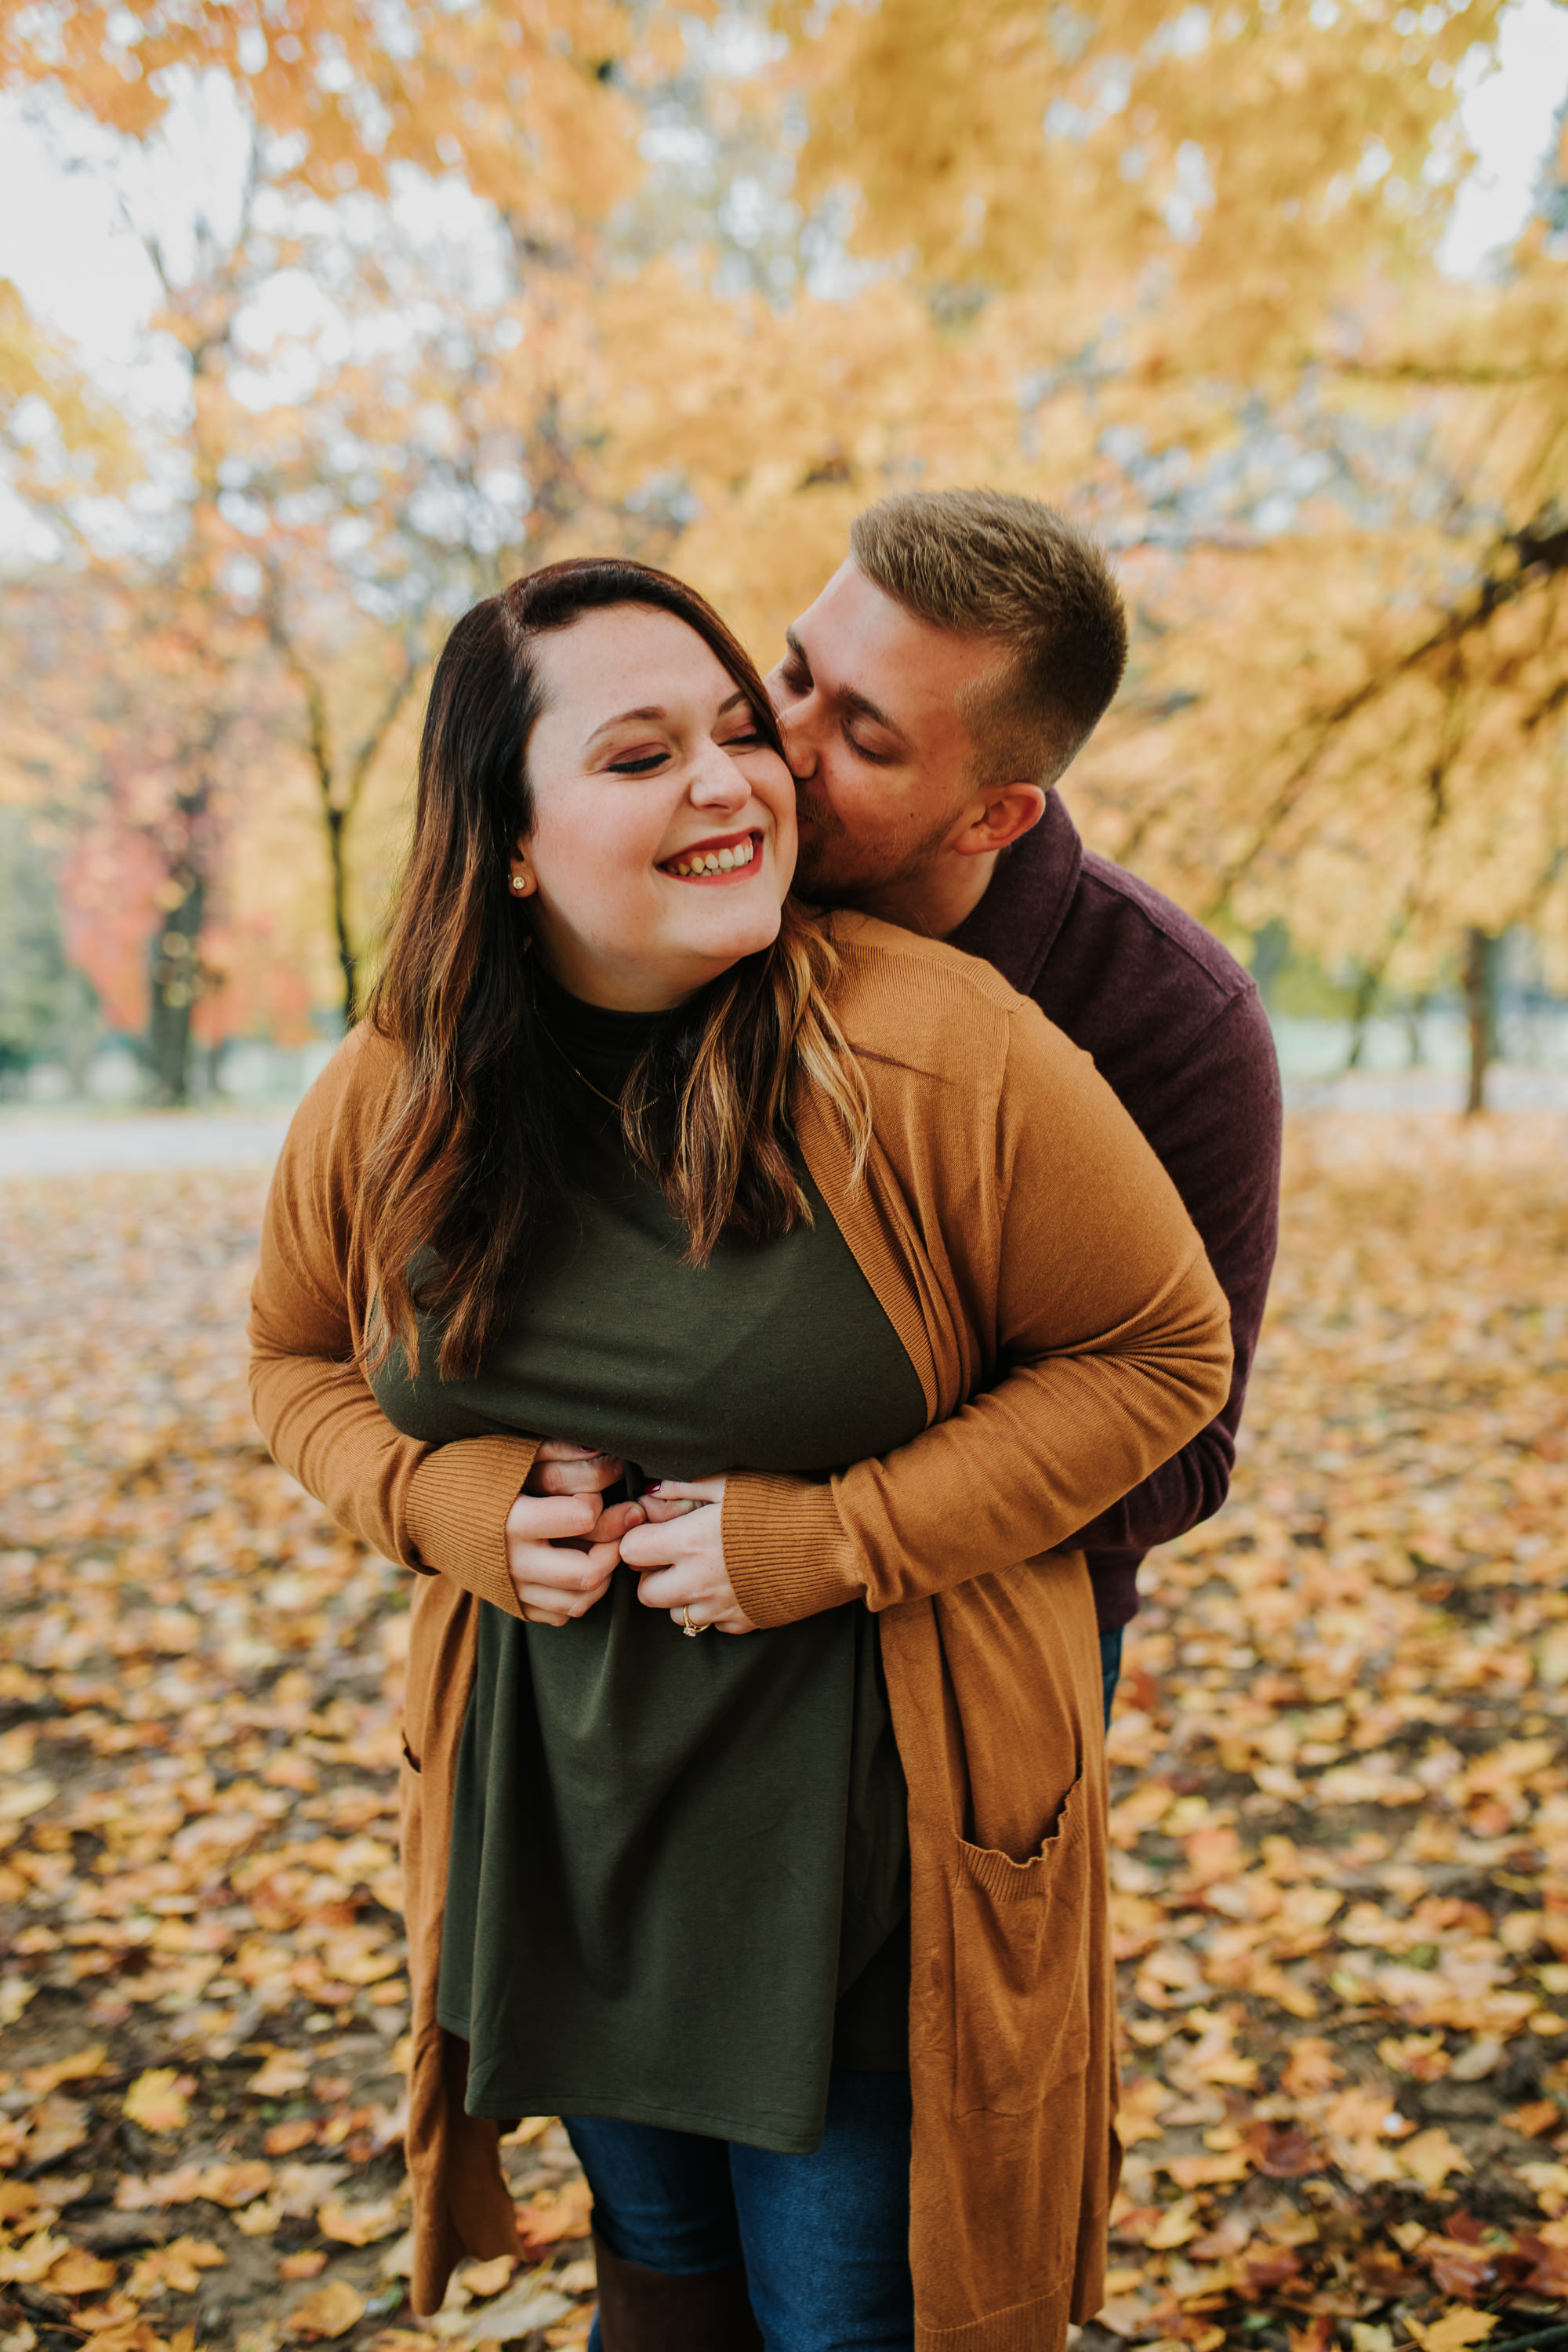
1463, 927, 1500, 1116
327, 804, 356, 1031
146, 866, 206, 1105
1345, 962, 1379, 1073
1403, 995, 1428, 1069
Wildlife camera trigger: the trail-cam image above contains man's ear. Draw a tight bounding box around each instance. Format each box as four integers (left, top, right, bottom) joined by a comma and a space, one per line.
952, 783, 1048, 858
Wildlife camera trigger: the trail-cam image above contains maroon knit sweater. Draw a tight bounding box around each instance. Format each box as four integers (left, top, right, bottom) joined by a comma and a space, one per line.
949, 790, 1283, 1632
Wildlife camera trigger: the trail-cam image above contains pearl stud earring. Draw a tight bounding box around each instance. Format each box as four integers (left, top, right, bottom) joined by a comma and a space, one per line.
511, 873, 529, 895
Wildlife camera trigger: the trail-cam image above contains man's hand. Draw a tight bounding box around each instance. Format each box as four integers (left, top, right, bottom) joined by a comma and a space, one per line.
505, 1440, 643, 1628
618, 1477, 757, 1636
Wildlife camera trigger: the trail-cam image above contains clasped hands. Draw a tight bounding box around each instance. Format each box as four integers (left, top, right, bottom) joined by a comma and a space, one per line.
503, 1439, 757, 1635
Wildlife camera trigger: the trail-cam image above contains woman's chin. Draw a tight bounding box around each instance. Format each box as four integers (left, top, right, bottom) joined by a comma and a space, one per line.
546, 897, 787, 1007
670, 901, 785, 971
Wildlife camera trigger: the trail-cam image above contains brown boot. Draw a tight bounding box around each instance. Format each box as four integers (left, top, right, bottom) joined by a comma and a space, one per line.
591, 2228, 763, 2351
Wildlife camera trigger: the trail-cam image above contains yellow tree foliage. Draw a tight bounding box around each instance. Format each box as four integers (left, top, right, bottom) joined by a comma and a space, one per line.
2, 0, 1563, 1085
754, 0, 1563, 1083
0, 0, 655, 230
778, 0, 1504, 377
1071, 205, 1568, 1033
0, 275, 128, 512
0, 0, 670, 1071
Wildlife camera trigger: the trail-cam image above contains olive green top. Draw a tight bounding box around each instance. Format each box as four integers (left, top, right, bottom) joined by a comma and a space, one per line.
368, 977, 927, 2152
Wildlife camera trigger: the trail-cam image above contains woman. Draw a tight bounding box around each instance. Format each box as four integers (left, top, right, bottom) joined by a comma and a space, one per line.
249, 558, 1231, 2352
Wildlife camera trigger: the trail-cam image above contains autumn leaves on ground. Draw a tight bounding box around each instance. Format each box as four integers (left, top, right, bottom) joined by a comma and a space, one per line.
2, 1117, 1568, 2352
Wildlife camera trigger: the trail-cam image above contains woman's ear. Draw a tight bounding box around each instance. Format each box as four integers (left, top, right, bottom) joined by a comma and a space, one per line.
508, 854, 536, 898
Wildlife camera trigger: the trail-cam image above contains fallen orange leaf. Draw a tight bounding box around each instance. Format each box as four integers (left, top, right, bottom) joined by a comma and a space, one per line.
286, 2279, 368, 2339
125, 2237, 227, 2299
280, 2252, 329, 2281
515, 2180, 593, 2255
1399, 2129, 1472, 2197
318, 2196, 403, 2248
1404, 2310, 1497, 2351
20, 2046, 110, 2095
46, 2249, 119, 2296
122, 2071, 192, 2136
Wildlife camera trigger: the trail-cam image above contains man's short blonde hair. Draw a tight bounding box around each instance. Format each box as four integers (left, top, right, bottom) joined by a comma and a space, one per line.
849, 489, 1128, 788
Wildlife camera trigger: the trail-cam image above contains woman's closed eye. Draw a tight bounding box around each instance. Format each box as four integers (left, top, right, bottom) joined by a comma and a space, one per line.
605, 720, 764, 774
605, 745, 671, 775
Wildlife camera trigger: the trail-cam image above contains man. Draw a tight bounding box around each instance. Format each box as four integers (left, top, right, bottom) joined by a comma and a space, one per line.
516, 488, 1282, 1720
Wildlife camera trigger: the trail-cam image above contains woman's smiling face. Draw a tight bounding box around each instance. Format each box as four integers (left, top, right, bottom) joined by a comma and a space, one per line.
514, 604, 797, 1012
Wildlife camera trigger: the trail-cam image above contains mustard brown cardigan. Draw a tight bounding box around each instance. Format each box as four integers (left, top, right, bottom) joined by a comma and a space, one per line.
248, 915, 1232, 2351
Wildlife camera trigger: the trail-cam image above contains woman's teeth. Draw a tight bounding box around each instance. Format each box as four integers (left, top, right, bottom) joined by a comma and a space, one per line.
666, 838, 755, 877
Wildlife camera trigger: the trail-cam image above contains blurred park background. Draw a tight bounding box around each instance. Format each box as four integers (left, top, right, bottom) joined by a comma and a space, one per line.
1, 0, 1566, 1123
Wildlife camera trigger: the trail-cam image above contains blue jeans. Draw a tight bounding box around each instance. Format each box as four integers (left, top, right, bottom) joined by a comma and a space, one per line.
1100, 1626, 1124, 1728
566, 2067, 914, 2352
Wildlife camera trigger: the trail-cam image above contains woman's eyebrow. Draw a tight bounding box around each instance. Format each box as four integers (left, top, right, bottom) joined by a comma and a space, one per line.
583, 687, 750, 753
583, 704, 666, 750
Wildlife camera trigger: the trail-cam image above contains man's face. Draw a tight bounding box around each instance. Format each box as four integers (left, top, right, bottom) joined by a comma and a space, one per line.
764, 562, 1004, 909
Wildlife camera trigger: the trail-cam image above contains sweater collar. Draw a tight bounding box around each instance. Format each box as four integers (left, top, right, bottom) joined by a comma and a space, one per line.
946, 789, 1083, 996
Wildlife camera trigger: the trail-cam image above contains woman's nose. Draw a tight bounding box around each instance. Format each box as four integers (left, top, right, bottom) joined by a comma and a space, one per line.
689, 747, 750, 807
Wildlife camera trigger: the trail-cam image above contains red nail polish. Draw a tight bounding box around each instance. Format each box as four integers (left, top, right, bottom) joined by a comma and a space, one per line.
645, 1480, 663, 1493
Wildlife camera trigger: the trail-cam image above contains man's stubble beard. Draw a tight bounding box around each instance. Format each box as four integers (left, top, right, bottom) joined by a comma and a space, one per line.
790, 782, 956, 916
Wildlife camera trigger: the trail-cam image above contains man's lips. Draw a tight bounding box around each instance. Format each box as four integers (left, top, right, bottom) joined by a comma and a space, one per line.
658, 829, 763, 881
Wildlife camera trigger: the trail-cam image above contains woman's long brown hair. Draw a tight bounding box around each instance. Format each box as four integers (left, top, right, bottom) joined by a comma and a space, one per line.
361, 556, 871, 1381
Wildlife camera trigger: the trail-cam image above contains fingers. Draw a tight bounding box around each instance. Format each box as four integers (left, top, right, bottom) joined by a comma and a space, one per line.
644, 1476, 726, 1504
619, 1502, 722, 1570
524, 1446, 624, 1498
510, 1534, 622, 1592
636, 1567, 756, 1638
508, 1467, 727, 1631
505, 1490, 600, 1545
516, 1573, 615, 1628
633, 1562, 710, 1611
589, 1497, 646, 1544
617, 1514, 694, 1571
509, 1535, 621, 1624
534, 1455, 624, 1496
631, 1563, 755, 1633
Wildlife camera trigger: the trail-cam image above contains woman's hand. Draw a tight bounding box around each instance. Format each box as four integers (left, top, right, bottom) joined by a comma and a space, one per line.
618, 1476, 757, 1635
504, 1439, 644, 1627
525, 1437, 626, 1504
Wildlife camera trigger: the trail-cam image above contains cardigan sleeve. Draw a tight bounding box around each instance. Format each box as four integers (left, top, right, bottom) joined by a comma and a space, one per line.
721, 1004, 1234, 1625
247, 1037, 535, 1617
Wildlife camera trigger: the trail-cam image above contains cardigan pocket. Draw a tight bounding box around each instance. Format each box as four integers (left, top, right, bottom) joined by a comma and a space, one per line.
950, 1769, 1092, 2118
